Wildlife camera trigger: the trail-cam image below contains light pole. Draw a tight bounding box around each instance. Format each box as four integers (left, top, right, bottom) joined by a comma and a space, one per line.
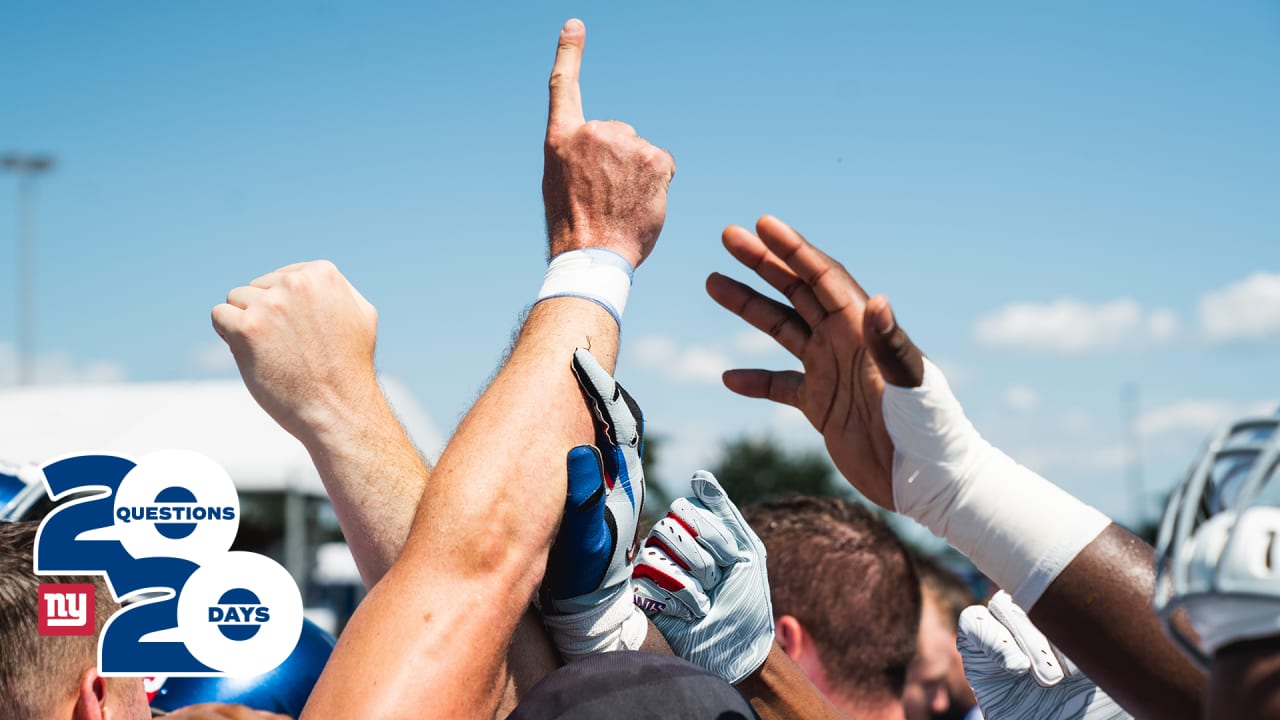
2, 152, 55, 386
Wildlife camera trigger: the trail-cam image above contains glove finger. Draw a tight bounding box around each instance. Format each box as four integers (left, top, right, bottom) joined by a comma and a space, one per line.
669, 496, 741, 569
544, 445, 611, 603
988, 591, 1066, 686
958, 604, 1032, 678
633, 548, 710, 619
572, 348, 643, 451
648, 510, 723, 590
690, 471, 766, 560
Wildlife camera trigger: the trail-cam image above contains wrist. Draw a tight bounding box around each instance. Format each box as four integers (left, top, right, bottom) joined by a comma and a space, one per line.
885, 358, 1111, 608
293, 378, 394, 460
536, 248, 634, 326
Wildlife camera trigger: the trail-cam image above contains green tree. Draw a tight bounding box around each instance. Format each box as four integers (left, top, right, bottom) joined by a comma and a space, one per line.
710, 434, 844, 506
639, 432, 672, 525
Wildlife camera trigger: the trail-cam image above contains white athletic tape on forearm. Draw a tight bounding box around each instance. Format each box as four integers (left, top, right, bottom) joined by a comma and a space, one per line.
541, 588, 648, 661
884, 358, 1111, 609
536, 248, 634, 326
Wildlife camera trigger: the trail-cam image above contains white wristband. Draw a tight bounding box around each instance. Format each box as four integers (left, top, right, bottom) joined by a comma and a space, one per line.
884, 358, 1111, 609
536, 248, 634, 326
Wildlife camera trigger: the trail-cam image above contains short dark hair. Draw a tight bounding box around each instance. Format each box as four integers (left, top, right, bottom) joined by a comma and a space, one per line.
743, 496, 920, 704
0, 521, 118, 720
912, 554, 977, 631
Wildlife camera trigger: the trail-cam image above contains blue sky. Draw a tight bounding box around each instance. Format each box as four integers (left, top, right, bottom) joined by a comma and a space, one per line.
1, 1, 1277, 529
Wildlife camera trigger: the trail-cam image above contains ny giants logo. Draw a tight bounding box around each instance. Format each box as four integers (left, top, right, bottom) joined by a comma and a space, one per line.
38, 583, 95, 636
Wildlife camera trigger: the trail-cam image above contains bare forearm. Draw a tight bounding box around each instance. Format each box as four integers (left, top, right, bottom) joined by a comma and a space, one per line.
1030, 524, 1206, 720
408, 298, 618, 586
302, 385, 429, 587
303, 298, 618, 719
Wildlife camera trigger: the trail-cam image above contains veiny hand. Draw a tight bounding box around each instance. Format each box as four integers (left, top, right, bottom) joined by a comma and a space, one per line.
162, 703, 292, 719
542, 18, 675, 269
704, 216, 926, 508
211, 260, 380, 445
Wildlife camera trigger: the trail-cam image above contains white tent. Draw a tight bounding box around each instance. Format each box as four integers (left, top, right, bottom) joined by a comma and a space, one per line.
0, 377, 444, 586
0, 376, 445, 493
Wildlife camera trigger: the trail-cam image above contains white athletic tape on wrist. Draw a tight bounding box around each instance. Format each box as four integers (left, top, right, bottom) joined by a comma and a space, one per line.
541, 587, 648, 661
536, 248, 634, 326
884, 358, 1111, 609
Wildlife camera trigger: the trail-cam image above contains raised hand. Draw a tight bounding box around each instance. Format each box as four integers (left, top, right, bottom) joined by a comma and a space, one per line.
211, 260, 380, 445
211, 260, 421, 586
705, 216, 925, 508
541, 19, 675, 268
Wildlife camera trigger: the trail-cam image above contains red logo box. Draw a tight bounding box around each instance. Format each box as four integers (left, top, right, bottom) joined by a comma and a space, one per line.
38, 583, 96, 636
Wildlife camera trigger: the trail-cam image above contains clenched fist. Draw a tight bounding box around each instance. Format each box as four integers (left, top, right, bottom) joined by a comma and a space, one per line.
210, 260, 380, 445
542, 19, 675, 269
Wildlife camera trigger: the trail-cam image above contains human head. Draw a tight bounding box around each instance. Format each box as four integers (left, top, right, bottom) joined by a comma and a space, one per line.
903, 554, 978, 720
1155, 411, 1280, 716
0, 521, 149, 720
743, 496, 920, 719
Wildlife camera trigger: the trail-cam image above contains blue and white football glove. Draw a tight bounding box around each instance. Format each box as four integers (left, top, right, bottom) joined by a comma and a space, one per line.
958, 591, 1130, 720
541, 348, 647, 660
632, 471, 774, 684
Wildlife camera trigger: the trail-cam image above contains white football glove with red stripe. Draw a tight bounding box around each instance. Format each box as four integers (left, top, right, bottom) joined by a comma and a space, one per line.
632, 470, 774, 684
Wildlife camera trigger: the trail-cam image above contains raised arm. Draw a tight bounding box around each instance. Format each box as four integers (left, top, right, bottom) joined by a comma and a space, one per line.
705, 215, 1205, 719
213, 260, 426, 586
298, 19, 674, 719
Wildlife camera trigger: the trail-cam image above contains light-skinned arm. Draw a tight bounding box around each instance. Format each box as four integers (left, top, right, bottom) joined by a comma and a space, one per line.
295, 19, 674, 719
213, 259, 426, 587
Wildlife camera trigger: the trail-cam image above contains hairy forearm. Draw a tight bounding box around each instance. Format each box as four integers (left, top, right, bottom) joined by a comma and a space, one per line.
303, 297, 618, 719
300, 385, 430, 587
408, 298, 618, 585
1030, 524, 1207, 720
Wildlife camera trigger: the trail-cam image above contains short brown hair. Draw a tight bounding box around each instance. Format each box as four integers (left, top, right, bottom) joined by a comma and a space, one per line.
743, 497, 920, 703
0, 521, 118, 720
913, 554, 977, 630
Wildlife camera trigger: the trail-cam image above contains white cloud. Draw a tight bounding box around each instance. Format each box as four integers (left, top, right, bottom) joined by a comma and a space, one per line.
1199, 272, 1280, 344
0, 342, 126, 386
1146, 309, 1180, 343
1003, 385, 1038, 412
973, 298, 1178, 354
1136, 399, 1278, 438
190, 341, 237, 376
630, 335, 732, 384
734, 330, 782, 357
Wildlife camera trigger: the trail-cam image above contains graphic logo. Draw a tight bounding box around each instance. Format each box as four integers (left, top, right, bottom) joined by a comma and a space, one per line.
38, 582, 95, 636
34, 450, 303, 677
209, 588, 269, 640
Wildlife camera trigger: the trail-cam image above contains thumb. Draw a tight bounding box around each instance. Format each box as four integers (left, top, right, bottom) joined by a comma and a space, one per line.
864, 294, 925, 389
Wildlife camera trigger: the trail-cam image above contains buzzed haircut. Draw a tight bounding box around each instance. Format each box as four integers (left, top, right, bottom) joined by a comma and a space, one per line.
0, 521, 118, 720
743, 496, 921, 704
913, 553, 977, 630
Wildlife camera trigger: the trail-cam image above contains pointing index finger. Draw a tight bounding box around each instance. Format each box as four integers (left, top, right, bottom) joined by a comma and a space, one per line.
547, 18, 586, 139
